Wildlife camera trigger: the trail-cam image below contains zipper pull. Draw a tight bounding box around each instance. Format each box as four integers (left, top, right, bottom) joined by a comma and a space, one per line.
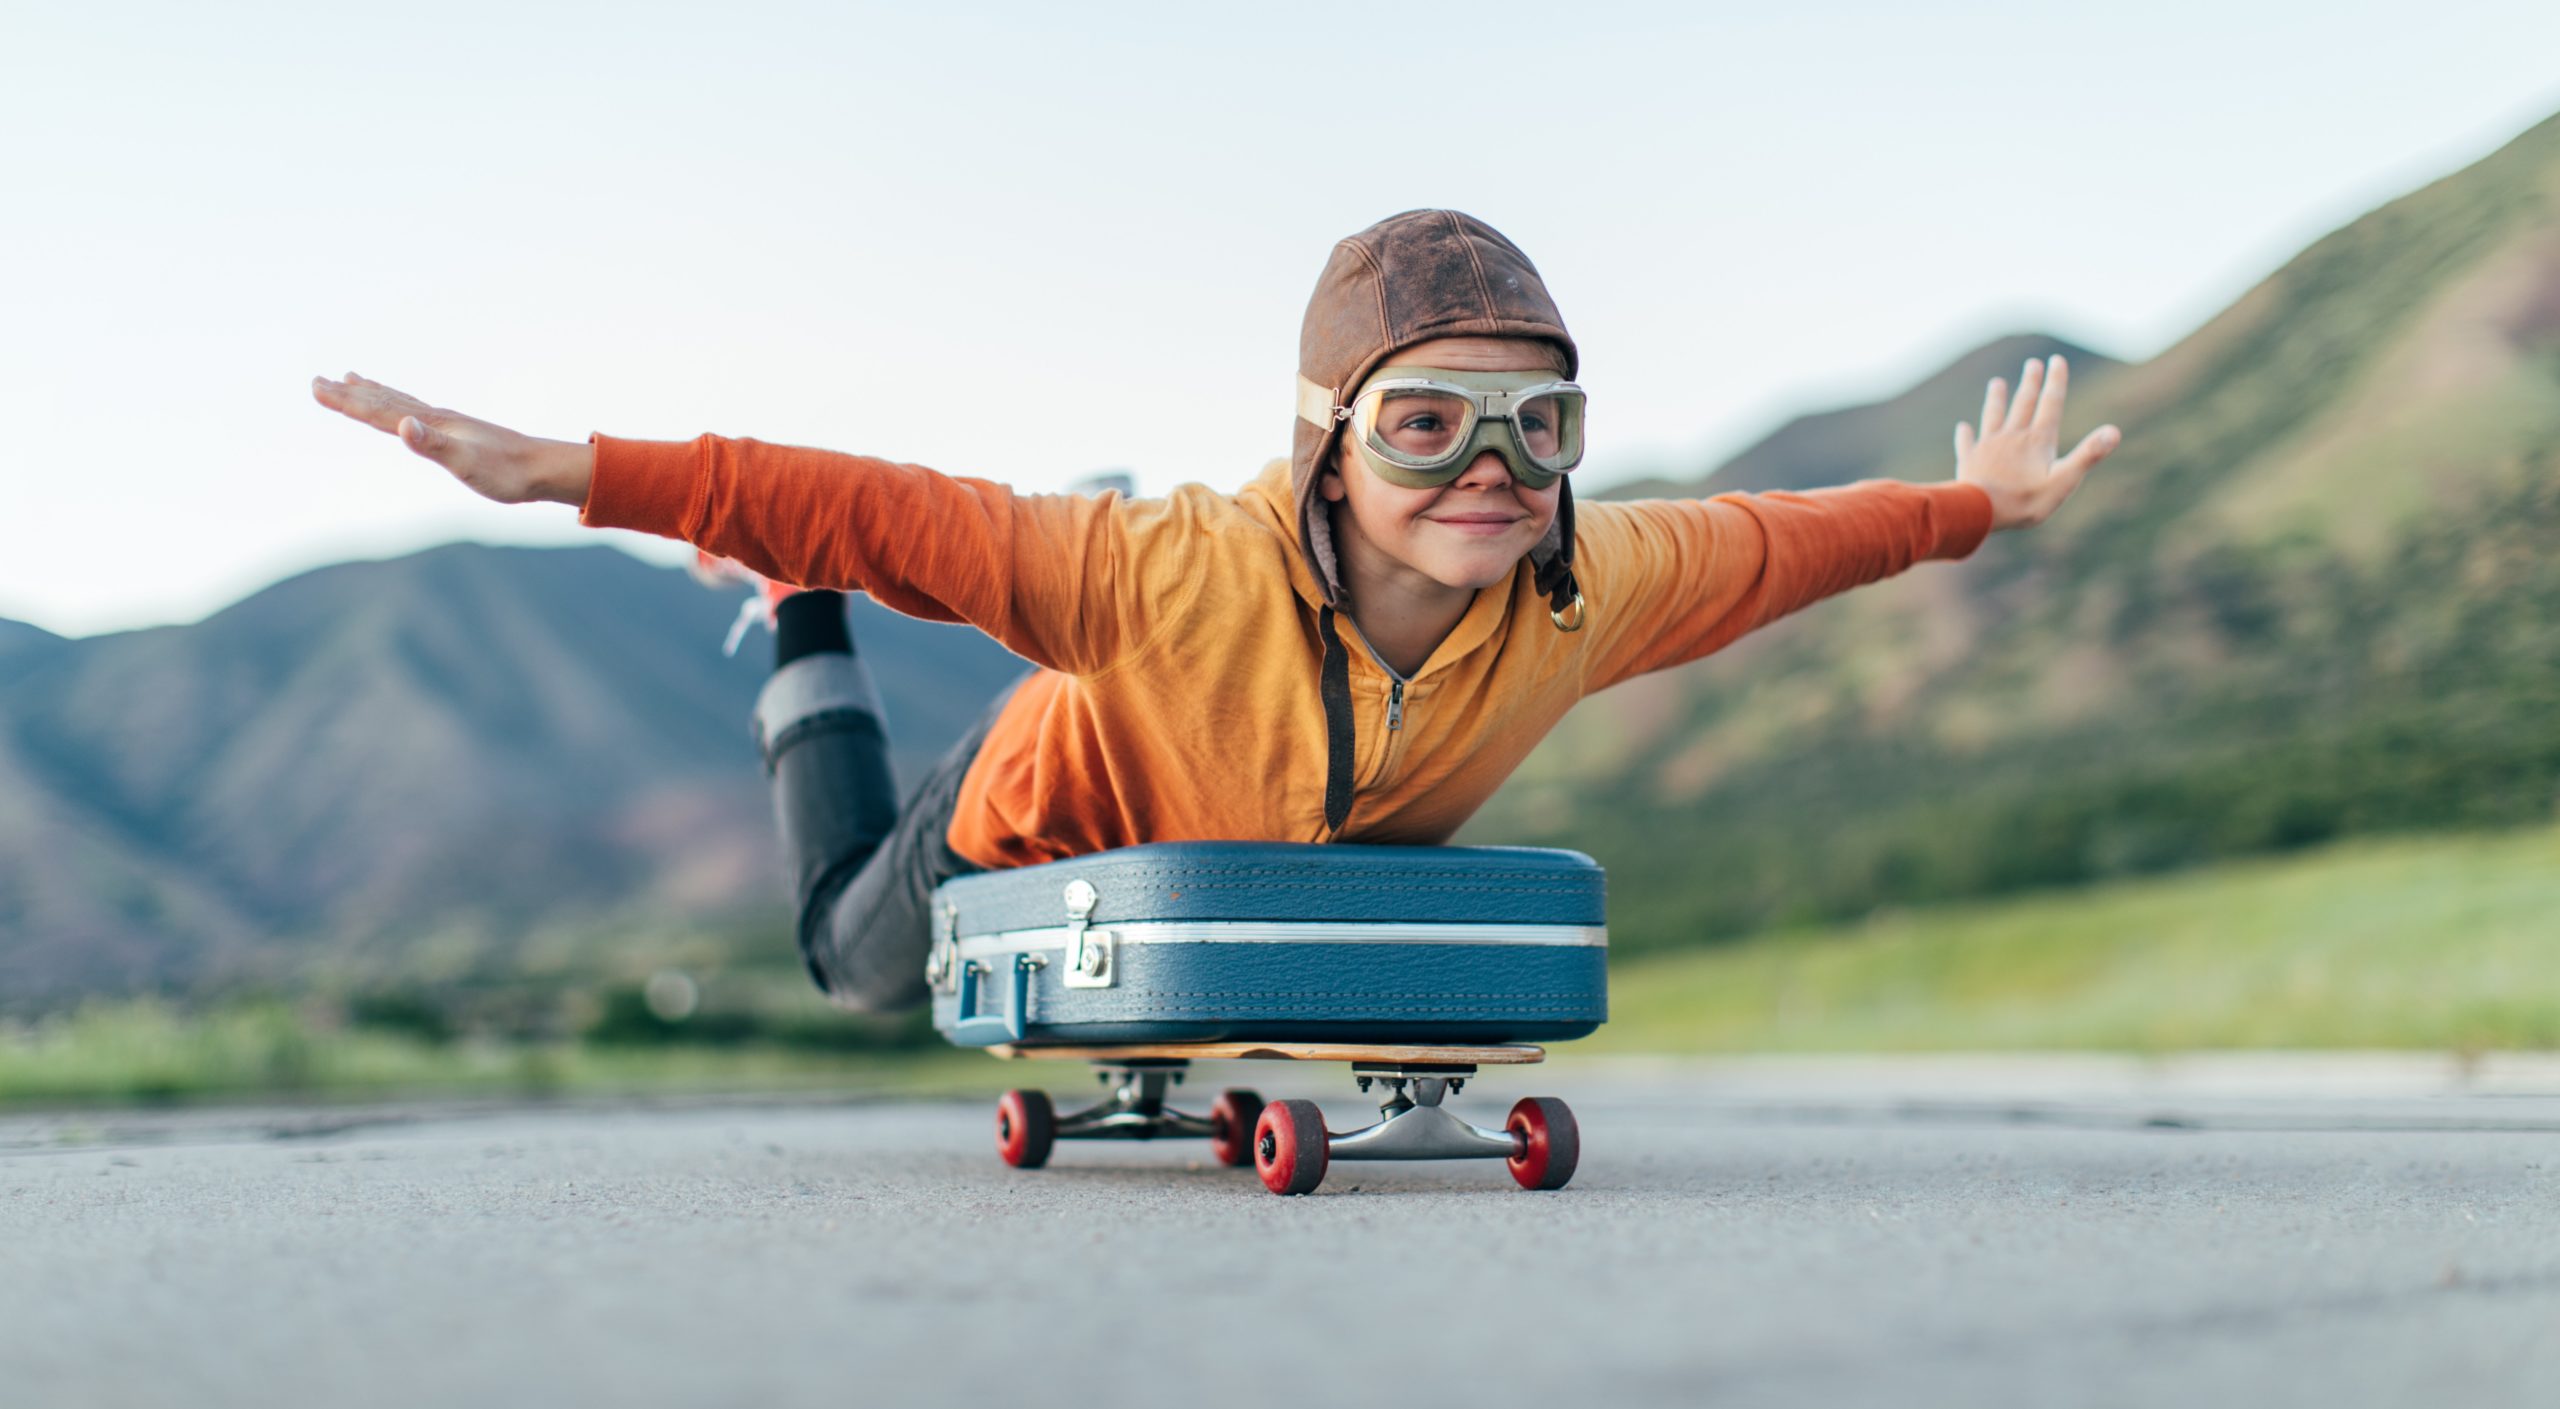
1387, 680, 1405, 732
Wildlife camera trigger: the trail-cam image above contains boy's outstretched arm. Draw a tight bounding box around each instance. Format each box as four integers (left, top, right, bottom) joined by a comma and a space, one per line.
1953, 354, 2122, 532
1575, 354, 2126, 689
309, 372, 1184, 676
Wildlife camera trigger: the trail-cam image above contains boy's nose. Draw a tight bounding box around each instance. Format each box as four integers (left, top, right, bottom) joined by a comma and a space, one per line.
1451, 449, 1516, 490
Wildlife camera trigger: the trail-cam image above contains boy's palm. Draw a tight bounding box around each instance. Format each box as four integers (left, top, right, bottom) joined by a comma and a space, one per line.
1954, 355, 2123, 531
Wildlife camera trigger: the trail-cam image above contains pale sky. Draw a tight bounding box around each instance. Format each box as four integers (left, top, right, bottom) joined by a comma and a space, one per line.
5, 0, 2557, 638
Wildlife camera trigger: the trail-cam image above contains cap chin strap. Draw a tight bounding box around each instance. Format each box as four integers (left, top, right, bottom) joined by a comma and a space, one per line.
1318, 605, 1356, 835
1532, 479, 1586, 632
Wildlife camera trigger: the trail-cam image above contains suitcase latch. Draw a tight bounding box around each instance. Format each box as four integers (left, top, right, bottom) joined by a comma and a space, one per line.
1060, 879, 1116, 989
925, 901, 960, 995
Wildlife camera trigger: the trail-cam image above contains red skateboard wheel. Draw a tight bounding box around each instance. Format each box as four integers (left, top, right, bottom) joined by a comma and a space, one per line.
1209, 1089, 1265, 1168
996, 1089, 1055, 1169
1254, 1099, 1328, 1195
1505, 1097, 1578, 1191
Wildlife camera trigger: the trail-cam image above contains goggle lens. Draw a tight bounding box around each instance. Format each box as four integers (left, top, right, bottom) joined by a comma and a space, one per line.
1515, 391, 1579, 469
1365, 388, 1479, 466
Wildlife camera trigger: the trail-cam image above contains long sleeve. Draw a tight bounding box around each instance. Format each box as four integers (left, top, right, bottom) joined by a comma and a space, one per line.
1574, 478, 1996, 691
578, 433, 1198, 676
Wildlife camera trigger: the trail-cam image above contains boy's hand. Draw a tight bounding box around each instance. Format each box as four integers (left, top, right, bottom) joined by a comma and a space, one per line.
1953, 354, 2123, 532
311, 372, 595, 508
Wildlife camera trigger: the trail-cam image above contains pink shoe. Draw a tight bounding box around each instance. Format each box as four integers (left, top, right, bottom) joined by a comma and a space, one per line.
689, 550, 801, 657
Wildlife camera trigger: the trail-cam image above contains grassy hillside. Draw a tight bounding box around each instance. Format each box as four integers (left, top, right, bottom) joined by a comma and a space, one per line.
1596, 821, 2560, 1054
1473, 109, 2560, 952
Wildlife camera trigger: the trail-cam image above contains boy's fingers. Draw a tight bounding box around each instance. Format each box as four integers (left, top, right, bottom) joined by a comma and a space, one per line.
313, 372, 433, 435
2032, 356, 2068, 434
1980, 378, 2008, 435
312, 374, 382, 429
2067, 424, 2122, 468
1954, 421, 1976, 459
311, 377, 401, 433
2006, 358, 2043, 432
2049, 425, 2123, 496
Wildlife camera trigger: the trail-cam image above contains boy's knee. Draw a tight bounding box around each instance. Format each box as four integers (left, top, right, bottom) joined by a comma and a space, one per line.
815, 965, 930, 1016
797, 870, 931, 1014
753, 652, 888, 772
803, 941, 930, 1015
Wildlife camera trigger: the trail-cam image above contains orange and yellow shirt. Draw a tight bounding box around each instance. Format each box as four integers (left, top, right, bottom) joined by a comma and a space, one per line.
580, 437, 1994, 869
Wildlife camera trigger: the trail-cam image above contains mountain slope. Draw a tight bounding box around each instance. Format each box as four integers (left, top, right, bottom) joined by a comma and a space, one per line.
0, 617, 67, 682
1468, 109, 2560, 953
1603, 332, 2124, 501
0, 544, 1026, 1002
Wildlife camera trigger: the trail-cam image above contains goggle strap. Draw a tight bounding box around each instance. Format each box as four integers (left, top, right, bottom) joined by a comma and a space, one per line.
1296, 374, 1348, 430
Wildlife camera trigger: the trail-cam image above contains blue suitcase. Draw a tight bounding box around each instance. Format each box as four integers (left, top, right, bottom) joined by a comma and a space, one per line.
925, 841, 1608, 1048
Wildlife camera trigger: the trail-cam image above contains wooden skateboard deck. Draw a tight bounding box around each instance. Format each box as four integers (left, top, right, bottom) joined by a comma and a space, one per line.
984, 1041, 1545, 1065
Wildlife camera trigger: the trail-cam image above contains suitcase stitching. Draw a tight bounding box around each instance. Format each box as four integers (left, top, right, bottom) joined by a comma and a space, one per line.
956, 866, 1596, 889
1019, 1004, 1596, 1014
1034, 992, 1599, 1001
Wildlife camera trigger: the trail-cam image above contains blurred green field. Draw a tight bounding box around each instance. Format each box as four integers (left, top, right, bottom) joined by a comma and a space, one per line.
0, 978, 1008, 1111
0, 994, 997, 1110
1595, 821, 2560, 1054
7, 821, 2554, 1108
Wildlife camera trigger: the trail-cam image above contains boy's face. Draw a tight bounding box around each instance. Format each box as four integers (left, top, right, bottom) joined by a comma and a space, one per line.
1319, 336, 1568, 594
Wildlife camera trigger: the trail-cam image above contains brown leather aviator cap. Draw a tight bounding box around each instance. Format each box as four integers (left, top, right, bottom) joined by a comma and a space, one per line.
1289, 210, 1586, 834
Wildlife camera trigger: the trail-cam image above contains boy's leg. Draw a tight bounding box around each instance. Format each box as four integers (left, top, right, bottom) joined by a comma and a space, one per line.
796, 669, 1026, 1010
750, 587, 1028, 1009
753, 591, 898, 960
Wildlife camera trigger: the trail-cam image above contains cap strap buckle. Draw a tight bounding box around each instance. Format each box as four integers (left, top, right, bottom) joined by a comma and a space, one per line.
1296, 374, 1349, 429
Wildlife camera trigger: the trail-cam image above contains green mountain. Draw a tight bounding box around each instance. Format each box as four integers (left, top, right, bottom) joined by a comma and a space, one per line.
0, 546, 1025, 1005
1469, 109, 2560, 954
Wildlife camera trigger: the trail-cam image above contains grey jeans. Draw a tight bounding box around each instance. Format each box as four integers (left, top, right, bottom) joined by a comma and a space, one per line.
754, 656, 1030, 1011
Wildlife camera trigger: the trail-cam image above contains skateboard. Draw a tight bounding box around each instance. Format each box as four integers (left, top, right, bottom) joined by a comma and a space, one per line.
981, 1041, 1577, 1195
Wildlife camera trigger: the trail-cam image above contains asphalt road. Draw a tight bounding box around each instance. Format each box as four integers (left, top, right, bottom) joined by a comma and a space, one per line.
8, 1057, 2560, 1409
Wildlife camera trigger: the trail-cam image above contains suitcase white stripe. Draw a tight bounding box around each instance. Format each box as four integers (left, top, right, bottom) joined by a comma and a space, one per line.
953, 921, 1608, 959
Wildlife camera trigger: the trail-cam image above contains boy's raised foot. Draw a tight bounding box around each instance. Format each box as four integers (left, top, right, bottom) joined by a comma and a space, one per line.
689, 550, 802, 657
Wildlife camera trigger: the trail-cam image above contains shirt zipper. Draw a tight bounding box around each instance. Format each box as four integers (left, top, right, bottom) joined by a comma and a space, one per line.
1327, 613, 1419, 833
1337, 615, 1413, 735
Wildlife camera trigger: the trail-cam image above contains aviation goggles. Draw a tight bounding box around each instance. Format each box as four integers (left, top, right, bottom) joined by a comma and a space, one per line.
1299, 365, 1587, 490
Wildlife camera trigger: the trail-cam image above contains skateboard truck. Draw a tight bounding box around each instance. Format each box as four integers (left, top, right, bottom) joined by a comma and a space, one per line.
994, 1058, 1266, 1171
1325, 1065, 1518, 1163
1052, 1060, 1214, 1142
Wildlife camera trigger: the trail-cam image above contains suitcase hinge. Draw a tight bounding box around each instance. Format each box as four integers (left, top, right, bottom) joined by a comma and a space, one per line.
1060, 879, 1116, 989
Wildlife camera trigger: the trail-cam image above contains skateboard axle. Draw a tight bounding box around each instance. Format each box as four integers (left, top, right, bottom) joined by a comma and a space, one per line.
1328, 1065, 1519, 1161
1052, 1062, 1215, 1142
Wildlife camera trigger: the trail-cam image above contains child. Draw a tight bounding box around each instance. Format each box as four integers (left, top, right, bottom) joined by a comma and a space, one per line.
312, 209, 2122, 1011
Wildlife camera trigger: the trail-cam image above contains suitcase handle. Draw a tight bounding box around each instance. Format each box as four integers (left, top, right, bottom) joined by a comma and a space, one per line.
951, 953, 1038, 1045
